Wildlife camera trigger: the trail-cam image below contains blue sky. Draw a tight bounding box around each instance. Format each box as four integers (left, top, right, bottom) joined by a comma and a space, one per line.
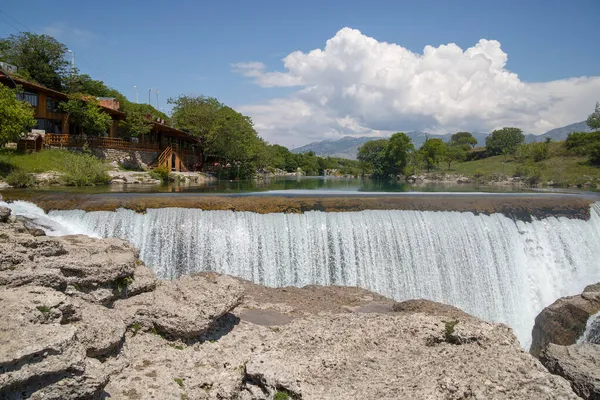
1, 0, 598, 146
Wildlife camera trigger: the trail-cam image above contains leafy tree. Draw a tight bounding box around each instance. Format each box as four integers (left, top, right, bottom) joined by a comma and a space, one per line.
385, 132, 414, 175
587, 102, 600, 130
0, 32, 69, 90
207, 106, 264, 165
441, 143, 467, 170
357, 139, 388, 177
121, 108, 152, 138
0, 85, 36, 145
59, 94, 112, 135
485, 127, 525, 161
168, 95, 223, 139
420, 138, 446, 171
450, 131, 477, 149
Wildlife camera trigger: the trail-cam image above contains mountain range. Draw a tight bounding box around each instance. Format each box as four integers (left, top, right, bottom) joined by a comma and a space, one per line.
291, 121, 592, 160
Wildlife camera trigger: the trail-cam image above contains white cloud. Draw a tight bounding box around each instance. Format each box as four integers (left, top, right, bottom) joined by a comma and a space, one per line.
235, 27, 600, 147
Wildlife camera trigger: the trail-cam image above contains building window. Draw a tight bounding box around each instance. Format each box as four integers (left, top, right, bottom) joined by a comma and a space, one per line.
46, 97, 61, 113
17, 91, 38, 107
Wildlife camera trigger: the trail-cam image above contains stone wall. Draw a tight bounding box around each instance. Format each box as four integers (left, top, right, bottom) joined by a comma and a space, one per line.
47, 146, 159, 170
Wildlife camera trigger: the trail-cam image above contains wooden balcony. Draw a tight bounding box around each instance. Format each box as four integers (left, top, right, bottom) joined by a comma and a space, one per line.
45, 134, 161, 152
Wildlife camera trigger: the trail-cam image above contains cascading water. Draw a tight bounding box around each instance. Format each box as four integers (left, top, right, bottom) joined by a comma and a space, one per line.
578, 311, 600, 344
3, 200, 600, 348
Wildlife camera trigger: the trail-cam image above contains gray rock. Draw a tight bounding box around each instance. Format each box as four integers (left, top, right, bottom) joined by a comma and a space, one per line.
74, 300, 126, 357
114, 273, 243, 338
540, 343, 600, 399
0, 205, 10, 223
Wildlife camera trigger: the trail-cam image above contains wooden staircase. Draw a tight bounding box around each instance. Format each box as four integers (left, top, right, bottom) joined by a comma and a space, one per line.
150, 146, 188, 172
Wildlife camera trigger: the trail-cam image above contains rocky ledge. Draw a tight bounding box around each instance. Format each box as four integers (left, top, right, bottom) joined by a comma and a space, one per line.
0, 206, 581, 399
531, 284, 600, 399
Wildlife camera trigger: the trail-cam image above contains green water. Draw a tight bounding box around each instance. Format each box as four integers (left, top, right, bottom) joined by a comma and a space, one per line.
2, 176, 540, 196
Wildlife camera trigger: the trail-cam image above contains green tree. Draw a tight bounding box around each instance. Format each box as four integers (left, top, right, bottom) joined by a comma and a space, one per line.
420, 138, 446, 171
587, 102, 600, 130
450, 131, 478, 149
357, 139, 388, 177
485, 127, 525, 161
60, 94, 112, 135
0, 85, 36, 145
0, 32, 69, 90
441, 143, 467, 170
385, 132, 414, 175
168, 95, 223, 139
121, 108, 152, 138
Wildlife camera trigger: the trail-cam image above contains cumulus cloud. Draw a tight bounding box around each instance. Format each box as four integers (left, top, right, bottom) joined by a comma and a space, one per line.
234, 27, 600, 147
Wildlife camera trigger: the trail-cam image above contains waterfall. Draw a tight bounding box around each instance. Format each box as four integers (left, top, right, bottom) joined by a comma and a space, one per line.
578, 311, 600, 345
3, 200, 600, 348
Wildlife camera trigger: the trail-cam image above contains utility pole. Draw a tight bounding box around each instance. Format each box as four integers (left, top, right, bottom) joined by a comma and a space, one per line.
155, 89, 159, 110
66, 49, 75, 74
148, 88, 152, 105
133, 86, 138, 104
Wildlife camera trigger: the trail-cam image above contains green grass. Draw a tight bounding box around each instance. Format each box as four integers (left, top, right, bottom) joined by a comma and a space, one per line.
0, 149, 111, 186
447, 142, 600, 187
274, 391, 290, 400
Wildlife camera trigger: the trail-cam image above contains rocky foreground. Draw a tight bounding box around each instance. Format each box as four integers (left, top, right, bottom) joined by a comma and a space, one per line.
0, 207, 583, 399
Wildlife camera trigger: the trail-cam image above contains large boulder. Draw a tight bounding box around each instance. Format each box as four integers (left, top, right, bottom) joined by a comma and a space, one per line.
114, 273, 243, 338
531, 284, 600, 357
540, 343, 600, 399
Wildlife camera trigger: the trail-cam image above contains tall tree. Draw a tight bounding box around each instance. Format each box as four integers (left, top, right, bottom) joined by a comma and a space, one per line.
0, 85, 36, 145
587, 102, 600, 130
485, 127, 525, 161
420, 138, 446, 171
207, 106, 264, 163
450, 131, 478, 149
121, 109, 152, 138
441, 143, 467, 169
385, 132, 414, 175
168, 95, 223, 139
0, 32, 69, 90
60, 94, 112, 135
357, 139, 388, 177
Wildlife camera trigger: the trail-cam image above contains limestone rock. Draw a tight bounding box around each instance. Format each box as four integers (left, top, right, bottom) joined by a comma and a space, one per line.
531, 285, 600, 357
74, 300, 126, 357
540, 343, 600, 400
115, 273, 243, 338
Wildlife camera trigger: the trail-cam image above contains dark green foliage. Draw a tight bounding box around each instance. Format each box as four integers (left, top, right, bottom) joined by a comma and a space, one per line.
566, 131, 600, 165
59, 94, 112, 136
419, 138, 445, 171
485, 127, 525, 160
450, 131, 477, 148
0, 85, 36, 145
149, 166, 170, 182
385, 132, 414, 175
6, 169, 35, 187
441, 143, 467, 169
0, 32, 69, 90
514, 163, 543, 185
357, 139, 389, 177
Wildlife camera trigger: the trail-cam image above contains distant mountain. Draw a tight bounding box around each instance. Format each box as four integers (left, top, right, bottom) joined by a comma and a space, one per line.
292, 122, 590, 159
291, 131, 487, 159
525, 121, 592, 143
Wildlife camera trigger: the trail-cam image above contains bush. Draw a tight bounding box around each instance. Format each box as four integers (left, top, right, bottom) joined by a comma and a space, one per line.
5, 169, 35, 187
149, 166, 170, 182
60, 152, 110, 186
514, 163, 543, 186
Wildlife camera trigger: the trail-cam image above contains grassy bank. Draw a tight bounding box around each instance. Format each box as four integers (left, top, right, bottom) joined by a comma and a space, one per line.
0, 149, 111, 187
445, 142, 600, 187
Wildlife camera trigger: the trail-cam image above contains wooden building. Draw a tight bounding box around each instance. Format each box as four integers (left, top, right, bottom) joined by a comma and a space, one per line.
0, 75, 202, 171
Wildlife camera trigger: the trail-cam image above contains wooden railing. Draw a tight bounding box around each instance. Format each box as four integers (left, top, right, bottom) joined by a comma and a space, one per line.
45, 134, 160, 151
157, 146, 172, 169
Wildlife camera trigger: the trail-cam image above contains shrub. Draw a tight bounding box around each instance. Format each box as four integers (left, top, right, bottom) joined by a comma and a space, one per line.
6, 169, 35, 187
60, 152, 111, 186
149, 166, 170, 182
274, 392, 290, 400
514, 163, 543, 186
444, 320, 459, 342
